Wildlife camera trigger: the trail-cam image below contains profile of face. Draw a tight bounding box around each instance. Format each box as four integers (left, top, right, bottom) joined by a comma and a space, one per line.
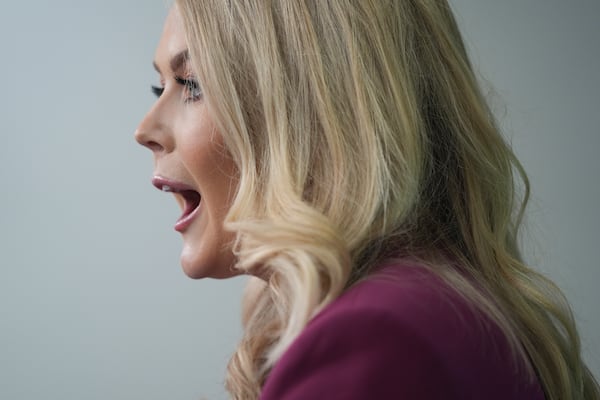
135, 6, 240, 279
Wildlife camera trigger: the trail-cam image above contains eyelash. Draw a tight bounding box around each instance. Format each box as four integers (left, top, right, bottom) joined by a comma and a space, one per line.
151, 77, 203, 102
151, 85, 164, 98
175, 77, 203, 102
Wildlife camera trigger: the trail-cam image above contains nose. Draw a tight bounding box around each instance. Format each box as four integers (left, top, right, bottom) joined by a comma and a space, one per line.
134, 102, 174, 154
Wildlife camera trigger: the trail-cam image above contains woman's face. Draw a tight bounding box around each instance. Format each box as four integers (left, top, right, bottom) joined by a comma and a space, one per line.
135, 7, 240, 279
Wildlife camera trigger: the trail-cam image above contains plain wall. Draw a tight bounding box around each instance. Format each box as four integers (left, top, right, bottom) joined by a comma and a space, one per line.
0, 1, 597, 399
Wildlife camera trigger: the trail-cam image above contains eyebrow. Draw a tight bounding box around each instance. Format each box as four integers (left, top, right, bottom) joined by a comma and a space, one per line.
152, 49, 190, 74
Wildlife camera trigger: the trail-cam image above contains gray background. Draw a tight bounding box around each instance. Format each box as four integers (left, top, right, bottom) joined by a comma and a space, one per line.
0, 1, 597, 399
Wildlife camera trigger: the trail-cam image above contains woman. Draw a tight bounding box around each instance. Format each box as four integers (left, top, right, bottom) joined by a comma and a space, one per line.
135, 1, 599, 399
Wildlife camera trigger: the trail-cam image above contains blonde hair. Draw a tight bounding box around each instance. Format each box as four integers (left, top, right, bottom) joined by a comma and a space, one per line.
175, 1, 599, 399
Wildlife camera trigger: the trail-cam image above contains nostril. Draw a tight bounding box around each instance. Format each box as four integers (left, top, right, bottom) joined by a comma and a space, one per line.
135, 128, 165, 153
145, 140, 164, 153
134, 112, 173, 153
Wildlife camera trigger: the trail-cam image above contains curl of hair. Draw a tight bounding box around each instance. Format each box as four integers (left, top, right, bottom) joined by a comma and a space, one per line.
175, 1, 599, 399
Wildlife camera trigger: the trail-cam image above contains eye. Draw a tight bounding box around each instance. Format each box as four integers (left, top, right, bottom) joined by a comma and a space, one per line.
175, 76, 203, 102
151, 85, 164, 98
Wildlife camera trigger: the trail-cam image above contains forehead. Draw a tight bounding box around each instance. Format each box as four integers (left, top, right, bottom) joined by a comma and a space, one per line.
154, 6, 188, 71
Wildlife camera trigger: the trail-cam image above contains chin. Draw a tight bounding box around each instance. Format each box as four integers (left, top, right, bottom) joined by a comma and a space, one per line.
180, 248, 240, 280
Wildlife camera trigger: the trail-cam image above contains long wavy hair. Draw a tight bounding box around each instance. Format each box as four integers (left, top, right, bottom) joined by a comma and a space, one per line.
175, 1, 599, 399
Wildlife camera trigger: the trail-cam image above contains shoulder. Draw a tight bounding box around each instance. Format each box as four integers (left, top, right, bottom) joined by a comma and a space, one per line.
260, 262, 545, 400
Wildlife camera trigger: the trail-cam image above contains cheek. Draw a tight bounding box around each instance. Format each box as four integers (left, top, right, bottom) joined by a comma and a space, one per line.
180, 111, 229, 169
179, 119, 239, 219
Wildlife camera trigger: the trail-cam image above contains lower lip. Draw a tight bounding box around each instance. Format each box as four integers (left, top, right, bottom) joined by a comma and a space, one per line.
174, 202, 201, 232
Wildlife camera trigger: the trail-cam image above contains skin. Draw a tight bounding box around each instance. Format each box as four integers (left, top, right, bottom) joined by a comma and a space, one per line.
135, 6, 240, 279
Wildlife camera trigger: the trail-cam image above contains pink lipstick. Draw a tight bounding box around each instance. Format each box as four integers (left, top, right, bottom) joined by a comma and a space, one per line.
152, 176, 202, 232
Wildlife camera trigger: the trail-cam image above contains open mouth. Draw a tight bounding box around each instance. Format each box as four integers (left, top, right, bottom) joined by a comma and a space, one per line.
152, 176, 202, 231
177, 189, 201, 219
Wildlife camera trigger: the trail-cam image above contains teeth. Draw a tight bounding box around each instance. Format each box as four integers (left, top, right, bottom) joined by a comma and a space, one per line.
162, 185, 173, 192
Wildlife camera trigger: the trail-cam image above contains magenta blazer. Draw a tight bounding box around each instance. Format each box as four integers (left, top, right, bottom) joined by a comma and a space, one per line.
260, 262, 545, 399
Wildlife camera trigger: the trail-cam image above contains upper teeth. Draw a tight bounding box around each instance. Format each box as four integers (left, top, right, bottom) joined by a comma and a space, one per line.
162, 185, 173, 192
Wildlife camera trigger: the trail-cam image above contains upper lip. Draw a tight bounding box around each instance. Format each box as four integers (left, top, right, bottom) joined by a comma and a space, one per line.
152, 175, 196, 193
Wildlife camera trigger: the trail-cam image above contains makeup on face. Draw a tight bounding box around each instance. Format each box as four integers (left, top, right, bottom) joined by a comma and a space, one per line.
135, 6, 239, 279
